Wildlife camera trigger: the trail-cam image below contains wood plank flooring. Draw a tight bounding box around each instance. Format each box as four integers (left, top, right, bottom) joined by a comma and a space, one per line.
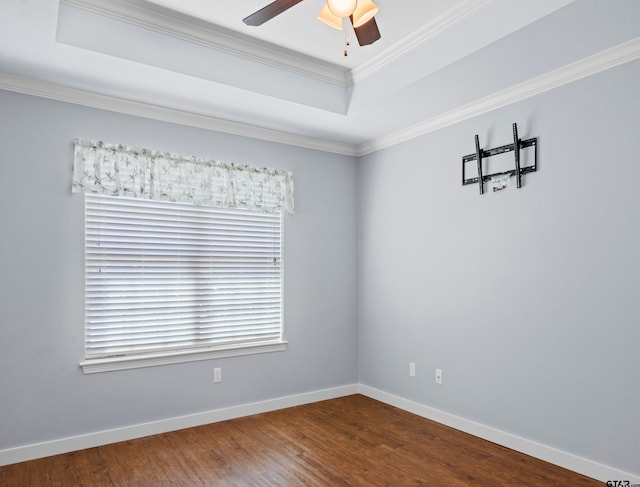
0, 394, 602, 486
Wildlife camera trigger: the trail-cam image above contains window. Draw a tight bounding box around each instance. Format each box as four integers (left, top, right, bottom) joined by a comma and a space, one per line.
71, 138, 293, 373
80, 194, 286, 373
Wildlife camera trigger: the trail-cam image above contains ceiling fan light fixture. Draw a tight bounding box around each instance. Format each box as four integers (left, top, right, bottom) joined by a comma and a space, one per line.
317, 3, 342, 30
326, 0, 357, 18
351, 0, 379, 28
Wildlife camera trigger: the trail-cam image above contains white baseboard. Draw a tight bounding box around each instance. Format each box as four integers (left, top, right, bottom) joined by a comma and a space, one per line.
0, 384, 358, 467
2, 382, 638, 484
358, 384, 640, 484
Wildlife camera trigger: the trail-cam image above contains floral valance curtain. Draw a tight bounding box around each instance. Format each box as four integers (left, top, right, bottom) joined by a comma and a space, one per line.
72, 139, 294, 214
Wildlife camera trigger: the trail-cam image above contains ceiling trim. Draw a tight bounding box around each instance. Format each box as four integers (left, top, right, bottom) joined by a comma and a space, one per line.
0, 72, 358, 157
61, 0, 492, 89
351, 0, 491, 84
356, 36, 640, 156
2, 37, 638, 159
61, 0, 350, 88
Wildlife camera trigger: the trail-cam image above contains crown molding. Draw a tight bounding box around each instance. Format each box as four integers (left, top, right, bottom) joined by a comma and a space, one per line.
0, 72, 358, 157
61, 0, 350, 88
2, 37, 638, 159
350, 0, 492, 84
62, 0, 486, 90
356, 36, 640, 156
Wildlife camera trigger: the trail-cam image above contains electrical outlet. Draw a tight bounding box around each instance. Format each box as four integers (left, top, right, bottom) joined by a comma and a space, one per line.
409, 362, 416, 377
435, 368, 443, 385
214, 367, 222, 383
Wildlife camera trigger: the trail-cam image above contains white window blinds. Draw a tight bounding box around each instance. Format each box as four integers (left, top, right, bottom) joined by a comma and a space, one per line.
83, 194, 284, 368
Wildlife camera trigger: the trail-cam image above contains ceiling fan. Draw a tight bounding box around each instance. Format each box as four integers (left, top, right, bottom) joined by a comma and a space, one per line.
243, 0, 381, 49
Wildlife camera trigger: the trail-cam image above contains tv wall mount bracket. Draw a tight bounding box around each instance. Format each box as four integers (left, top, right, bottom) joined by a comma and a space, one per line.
462, 123, 537, 195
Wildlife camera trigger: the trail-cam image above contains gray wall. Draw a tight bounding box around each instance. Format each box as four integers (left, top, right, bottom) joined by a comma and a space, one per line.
357, 58, 640, 476
0, 90, 358, 449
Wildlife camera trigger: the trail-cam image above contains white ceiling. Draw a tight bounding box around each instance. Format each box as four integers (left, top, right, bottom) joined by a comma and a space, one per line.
0, 0, 609, 155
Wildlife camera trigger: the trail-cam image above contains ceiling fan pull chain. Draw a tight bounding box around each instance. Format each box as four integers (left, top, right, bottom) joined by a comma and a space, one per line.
343, 17, 350, 56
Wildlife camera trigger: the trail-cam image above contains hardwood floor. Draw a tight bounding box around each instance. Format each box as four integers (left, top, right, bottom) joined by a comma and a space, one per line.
0, 394, 602, 486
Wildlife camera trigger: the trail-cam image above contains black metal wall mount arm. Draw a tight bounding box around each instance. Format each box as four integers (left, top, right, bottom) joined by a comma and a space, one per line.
462, 123, 537, 195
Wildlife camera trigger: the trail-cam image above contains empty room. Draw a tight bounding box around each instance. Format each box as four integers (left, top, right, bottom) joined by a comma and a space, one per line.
0, 0, 638, 485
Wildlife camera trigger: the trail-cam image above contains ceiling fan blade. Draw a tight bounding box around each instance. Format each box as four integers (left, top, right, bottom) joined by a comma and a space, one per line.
243, 0, 305, 26
351, 16, 381, 46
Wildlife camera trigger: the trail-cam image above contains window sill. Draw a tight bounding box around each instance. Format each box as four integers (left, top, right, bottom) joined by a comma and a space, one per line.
80, 340, 288, 374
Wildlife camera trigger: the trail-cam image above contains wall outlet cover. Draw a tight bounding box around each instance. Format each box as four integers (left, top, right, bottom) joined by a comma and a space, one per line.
214, 367, 222, 383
